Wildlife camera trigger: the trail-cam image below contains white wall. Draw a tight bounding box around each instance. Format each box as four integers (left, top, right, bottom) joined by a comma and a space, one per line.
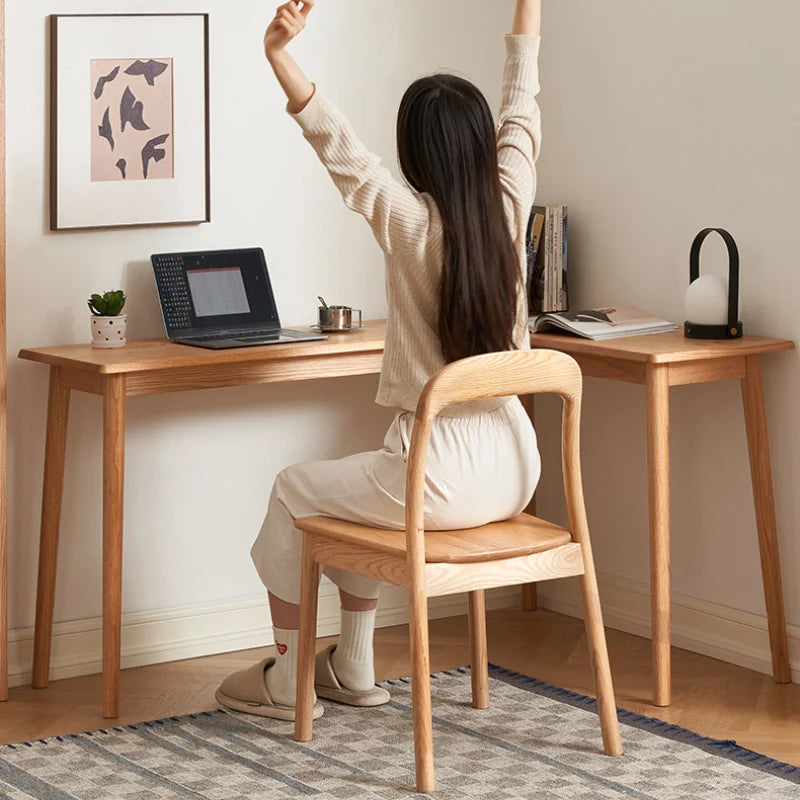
6, 1, 513, 683
532, 0, 800, 674
8, 0, 800, 685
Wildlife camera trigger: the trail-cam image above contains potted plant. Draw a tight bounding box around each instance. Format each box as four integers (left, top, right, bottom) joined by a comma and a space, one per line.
88, 290, 127, 348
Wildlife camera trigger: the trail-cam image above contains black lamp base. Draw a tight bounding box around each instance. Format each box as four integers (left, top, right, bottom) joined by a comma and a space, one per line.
683, 320, 743, 339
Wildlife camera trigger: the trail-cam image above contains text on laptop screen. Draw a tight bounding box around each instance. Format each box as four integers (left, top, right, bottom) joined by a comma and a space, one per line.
151, 248, 282, 336
187, 267, 251, 317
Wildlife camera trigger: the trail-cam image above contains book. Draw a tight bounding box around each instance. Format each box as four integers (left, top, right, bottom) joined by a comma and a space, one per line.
525, 211, 545, 312
560, 208, 568, 311
525, 205, 568, 314
529, 305, 679, 341
545, 207, 555, 311
553, 206, 563, 311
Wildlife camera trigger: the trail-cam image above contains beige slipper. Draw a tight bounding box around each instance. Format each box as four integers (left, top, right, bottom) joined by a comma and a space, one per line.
314, 644, 391, 707
215, 657, 324, 721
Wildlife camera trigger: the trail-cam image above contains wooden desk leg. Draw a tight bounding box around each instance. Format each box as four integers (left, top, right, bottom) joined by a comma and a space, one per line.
102, 375, 126, 718
32, 367, 71, 689
646, 364, 671, 707
521, 394, 538, 611
0, 359, 6, 702
741, 356, 791, 684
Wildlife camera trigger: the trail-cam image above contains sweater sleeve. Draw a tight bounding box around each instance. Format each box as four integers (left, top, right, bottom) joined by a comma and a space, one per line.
291, 91, 430, 256
497, 35, 543, 245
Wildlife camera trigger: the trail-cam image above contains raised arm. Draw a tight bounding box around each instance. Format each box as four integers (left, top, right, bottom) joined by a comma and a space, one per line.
263, 1, 430, 256
498, 0, 543, 246
264, 1, 316, 113
512, 0, 542, 36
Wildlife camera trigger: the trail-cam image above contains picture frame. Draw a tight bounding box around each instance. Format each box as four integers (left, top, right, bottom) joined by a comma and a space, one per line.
50, 13, 210, 231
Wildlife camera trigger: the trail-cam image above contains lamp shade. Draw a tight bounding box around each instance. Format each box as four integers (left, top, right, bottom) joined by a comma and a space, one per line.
684, 274, 728, 325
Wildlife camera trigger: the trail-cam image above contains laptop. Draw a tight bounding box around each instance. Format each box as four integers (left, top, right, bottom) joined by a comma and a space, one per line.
151, 247, 327, 349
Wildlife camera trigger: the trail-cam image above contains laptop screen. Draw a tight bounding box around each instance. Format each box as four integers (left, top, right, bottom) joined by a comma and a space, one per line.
151, 248, 281, 337
187, 267, 251, 317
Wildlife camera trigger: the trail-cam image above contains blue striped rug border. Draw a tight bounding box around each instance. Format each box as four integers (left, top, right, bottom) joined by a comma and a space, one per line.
3, 664, 798, 787
486, 662, 800, 785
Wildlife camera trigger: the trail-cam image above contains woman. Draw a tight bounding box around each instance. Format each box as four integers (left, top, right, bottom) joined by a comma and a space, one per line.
217, 0, 543, 720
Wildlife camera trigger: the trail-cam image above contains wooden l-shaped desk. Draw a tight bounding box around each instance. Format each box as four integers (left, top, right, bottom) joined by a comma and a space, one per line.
14, 319, 794, 716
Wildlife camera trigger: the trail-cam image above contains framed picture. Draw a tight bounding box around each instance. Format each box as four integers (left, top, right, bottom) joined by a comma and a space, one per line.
50, 13, 210, 231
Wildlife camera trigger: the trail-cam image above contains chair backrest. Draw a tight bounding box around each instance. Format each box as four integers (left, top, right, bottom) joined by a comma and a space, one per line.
404, 349, 587, 575
416, 349, 582, 419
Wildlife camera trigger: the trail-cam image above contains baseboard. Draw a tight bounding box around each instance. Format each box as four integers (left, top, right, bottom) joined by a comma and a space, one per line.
10, 573, 797, 690
6, 583, 521, 689
537, 572, 800, 683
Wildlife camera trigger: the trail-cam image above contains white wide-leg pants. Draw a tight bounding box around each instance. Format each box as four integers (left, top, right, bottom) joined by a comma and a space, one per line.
250, 397, 540, 604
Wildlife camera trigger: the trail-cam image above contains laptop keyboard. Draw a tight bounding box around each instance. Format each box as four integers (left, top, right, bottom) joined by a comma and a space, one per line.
189, 331, 279, 342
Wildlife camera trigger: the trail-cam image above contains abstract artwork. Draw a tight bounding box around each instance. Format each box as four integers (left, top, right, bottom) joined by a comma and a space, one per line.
51, 14, 209, 230
90, 58, 174, 182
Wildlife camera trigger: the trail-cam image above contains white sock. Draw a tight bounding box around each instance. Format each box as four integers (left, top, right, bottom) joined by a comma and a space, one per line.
265, 627, 299, 707
331, 608, 376, 692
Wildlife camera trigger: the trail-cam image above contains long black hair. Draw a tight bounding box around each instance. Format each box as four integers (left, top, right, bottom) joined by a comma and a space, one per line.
397, 74, 519, 364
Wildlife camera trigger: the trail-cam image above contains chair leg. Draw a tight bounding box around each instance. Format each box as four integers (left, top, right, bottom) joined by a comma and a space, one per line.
579, 569, 623, 756
295, 534, 320, 743
408, 583, 435, 793
467, 590, 489, 709
521, 583, 538, 611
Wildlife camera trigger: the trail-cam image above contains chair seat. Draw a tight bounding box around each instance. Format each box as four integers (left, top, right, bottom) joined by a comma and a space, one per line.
294, 512, 572, 564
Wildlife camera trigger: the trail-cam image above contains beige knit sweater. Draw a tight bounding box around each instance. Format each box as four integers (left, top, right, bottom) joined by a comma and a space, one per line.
292, 35, 542, 416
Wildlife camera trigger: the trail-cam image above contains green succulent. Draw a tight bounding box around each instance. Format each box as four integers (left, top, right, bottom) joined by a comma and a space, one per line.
87, 290, 126, 317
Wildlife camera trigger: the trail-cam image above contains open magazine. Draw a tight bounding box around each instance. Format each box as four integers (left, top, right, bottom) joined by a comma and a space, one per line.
529, 305, 679, 341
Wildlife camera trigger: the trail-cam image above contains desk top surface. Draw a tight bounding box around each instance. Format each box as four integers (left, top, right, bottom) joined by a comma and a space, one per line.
18, 319, 388, 374
530, 330, 794, 363
19, 319, 794, 374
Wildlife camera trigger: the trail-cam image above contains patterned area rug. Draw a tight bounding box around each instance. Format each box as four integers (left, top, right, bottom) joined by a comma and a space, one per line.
1, 665, 798, 799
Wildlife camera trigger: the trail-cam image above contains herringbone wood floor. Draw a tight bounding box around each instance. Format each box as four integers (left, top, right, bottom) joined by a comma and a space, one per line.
2, 608, 799, 766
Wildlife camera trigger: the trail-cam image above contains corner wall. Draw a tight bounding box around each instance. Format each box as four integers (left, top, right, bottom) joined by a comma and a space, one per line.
9, 0, 799, 687
532, 0, 800, 678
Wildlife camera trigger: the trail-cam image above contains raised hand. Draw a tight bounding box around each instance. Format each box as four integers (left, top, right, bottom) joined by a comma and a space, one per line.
264, 1, 315, 59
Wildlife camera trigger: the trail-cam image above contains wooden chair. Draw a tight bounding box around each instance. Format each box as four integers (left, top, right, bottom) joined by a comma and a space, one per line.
294, 349, 623, 793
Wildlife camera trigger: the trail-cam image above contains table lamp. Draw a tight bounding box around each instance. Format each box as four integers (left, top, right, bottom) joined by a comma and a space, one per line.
684, 227, 743, 339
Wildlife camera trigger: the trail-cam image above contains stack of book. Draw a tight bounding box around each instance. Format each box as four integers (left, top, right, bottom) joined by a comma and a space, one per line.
525, 205, 568, 314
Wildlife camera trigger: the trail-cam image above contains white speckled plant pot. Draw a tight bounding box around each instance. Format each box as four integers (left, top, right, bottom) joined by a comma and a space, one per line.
90, 314, 127, 348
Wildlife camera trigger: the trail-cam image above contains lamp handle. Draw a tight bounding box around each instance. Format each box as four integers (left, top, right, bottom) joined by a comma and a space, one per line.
689, 227, 740, 330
